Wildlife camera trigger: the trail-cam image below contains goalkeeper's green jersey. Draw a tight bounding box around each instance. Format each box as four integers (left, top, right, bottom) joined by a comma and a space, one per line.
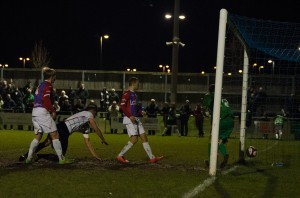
202, 93, 214, 113
220, 100, 234, 121
274, 115, 284, 125
202, 94, 234, 119
219, 99, 234, 139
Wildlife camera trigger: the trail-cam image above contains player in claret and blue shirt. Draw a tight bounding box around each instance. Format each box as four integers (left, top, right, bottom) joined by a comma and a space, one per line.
25, 67, 71, 164
116, 77, 163, 164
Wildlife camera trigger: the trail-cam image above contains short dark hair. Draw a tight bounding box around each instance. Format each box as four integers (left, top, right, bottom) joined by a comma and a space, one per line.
43, 67, 56, 79
129, 77, 139, 86
85, 104, 98, 112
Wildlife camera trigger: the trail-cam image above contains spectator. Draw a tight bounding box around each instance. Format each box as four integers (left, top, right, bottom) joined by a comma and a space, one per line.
145, 99, 160, 135
12, 87, 25, 113
0, 80, 8, 99
100, 87, 110, 114
254, 86, 267, 116
193, 103, 204, 137
6, 83, 14, 96
247, 86, 256, 113
161, 102, 170, 128
77, 83, 89, 106
60, 99, 72, 112
109, 88, 120, 104
162, 103, 179, 136
52, 88, 59, 103
67, 86, 76, 107
202, 84, 215, 126
3, 93, 16, 110
8, 78, 16, 90
0, 95, 4, 110
108, 101, 120, 134
246, 91, 256, 127
247, 86, 255, 96
283, 93, 300, 118
73, 98, 84, 113
58, 90, 69, 107
22, 81, 32, 95
23, 88, 35, 112
179, 100, 192, 136
54, 101, 60, 112
137, 102, 145, 116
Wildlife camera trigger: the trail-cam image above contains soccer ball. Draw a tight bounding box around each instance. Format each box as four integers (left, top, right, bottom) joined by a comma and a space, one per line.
246, 146, 257, 158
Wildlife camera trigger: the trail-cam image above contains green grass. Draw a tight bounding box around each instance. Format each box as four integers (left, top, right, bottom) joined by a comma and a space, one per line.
0, 118, 300, 198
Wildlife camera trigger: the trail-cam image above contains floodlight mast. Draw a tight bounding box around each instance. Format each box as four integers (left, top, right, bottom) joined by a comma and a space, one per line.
170, 0, 180, 105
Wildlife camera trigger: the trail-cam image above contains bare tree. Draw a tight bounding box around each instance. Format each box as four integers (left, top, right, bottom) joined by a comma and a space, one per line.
31, 40, 51, 68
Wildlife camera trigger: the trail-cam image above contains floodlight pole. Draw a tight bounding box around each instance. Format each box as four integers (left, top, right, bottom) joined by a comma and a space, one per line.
170, 0, 180, 104
100, 36, 104, 68
165, 72, 168, 103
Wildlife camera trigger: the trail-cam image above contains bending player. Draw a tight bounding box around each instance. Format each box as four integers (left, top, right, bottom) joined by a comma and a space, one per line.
20, 104, 108, 162
116, 77, 163, 163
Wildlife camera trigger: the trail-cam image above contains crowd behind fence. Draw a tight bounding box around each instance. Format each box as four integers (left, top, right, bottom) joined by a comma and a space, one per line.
3, 68, 300, 113
1, 68, 300, 140
1, 111, 300, 140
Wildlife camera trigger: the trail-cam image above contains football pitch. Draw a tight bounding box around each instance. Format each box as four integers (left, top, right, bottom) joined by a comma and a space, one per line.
0, 121, 300, 198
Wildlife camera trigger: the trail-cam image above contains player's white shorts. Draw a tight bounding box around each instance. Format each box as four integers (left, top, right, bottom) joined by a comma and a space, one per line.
32, 107, 57, 134
123, 116, 145, 137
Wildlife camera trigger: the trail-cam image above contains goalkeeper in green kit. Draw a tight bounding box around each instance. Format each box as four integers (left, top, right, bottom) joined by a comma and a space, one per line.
203, 84, 234, 169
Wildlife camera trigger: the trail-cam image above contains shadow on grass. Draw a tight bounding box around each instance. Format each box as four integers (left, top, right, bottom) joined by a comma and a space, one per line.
230, 160, 280, 197
213, 178, 230, 198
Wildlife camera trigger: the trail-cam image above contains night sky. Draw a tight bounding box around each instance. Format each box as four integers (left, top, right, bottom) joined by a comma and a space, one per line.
0, 0, 299, 72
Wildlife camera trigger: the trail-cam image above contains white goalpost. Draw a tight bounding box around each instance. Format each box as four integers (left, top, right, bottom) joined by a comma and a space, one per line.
239, 50, 249, 164
209, 8, 227, 176
209, 9, 249, 176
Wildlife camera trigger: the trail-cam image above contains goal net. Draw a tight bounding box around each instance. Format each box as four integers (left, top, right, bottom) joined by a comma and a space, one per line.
209, 9, 300, 175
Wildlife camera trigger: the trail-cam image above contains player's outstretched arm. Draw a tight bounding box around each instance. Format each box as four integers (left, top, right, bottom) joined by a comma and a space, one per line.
83, 135, 102, 161
88, 118, 108, 145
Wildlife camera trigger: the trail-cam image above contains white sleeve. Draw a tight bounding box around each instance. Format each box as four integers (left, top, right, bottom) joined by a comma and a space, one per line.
83, 134, 89, 139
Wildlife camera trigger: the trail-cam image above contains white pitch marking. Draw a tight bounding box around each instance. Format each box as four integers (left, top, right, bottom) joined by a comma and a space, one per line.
183, 141, 279, 198
182, 176, 216, 198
